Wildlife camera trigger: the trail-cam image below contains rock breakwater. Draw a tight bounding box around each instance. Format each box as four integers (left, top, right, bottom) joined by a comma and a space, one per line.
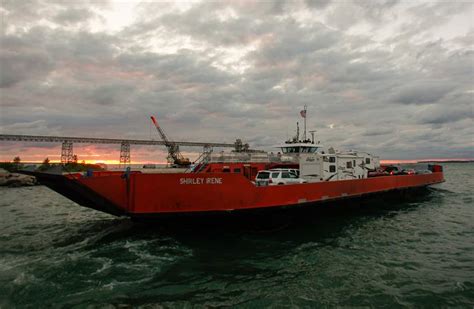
0, 169, 37, 187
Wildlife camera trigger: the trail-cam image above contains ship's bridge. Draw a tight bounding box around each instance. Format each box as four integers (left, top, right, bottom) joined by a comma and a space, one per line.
276, 143, 324, 154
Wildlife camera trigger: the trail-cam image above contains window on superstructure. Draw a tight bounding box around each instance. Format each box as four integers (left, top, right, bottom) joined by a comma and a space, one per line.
329, 165, 336, 173
329, 157, 336, 163
366, 158, 370, 164
346, 161, 352, 168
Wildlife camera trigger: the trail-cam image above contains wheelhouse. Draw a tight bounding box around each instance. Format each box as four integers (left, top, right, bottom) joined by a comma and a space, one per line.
278, 143, 324, 154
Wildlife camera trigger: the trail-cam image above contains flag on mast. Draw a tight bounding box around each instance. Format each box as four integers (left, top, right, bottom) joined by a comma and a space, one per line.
300, 109, 306, 118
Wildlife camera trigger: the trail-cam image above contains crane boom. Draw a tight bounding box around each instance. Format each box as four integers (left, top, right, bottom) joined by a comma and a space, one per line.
150, 115, 191, 167
150, 116, 170, 145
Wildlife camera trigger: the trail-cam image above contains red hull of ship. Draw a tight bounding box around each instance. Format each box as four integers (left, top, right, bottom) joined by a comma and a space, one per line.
70, 170, 444, 217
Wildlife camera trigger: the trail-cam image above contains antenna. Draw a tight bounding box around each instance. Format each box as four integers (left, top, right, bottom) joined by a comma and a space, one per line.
296, 122, 299, 141
309, 130, 316, 144
303, 105, 307, 141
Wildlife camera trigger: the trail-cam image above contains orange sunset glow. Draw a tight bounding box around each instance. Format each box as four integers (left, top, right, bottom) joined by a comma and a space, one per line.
0, 143, 200, 165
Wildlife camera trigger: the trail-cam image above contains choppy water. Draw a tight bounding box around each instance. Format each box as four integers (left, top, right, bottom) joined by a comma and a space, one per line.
0, 163, 473, 307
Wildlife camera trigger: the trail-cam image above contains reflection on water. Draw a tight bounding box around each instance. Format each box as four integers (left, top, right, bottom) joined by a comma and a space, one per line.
0, 163, 473, 307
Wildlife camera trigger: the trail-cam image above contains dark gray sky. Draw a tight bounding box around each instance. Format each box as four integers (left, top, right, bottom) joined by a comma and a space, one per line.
1, 0, 473, 162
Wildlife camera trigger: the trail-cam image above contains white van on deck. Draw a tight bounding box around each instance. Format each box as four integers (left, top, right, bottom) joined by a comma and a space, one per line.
255, 170, 306, 186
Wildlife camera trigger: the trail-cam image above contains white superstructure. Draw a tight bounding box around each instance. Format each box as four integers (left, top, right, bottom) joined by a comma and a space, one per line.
196, 107, 380, 182
278, 142, 380, 182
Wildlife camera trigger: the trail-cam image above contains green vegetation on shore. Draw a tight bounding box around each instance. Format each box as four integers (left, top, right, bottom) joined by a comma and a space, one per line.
58, 162, 105, 172
0, 157, 105, 173
0, 157, 23, 172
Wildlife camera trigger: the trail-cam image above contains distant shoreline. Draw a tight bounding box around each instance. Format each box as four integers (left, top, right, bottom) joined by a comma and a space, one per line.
380, 160, 474, 165
416, 160, 474, 163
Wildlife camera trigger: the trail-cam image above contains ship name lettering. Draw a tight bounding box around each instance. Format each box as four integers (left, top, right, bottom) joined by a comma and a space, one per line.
179, 177, 222, 185
206, 177, 222, 184
180, 178, 204, 185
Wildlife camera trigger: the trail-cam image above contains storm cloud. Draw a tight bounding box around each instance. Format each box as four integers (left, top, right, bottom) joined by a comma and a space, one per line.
0, 0, 473, 162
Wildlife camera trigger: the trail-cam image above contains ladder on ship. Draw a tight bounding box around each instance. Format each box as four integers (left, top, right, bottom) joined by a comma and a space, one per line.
186, 147, 213, 173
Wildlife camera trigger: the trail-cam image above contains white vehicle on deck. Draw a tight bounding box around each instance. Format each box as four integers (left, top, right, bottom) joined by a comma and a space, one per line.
255, 170, 307, 186
269, 168, 300, 177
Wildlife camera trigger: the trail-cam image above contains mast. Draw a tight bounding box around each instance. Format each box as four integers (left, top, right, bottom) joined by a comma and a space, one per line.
309, 130, 316, 144
296, 122, 299, 141
303, 105, 307, 141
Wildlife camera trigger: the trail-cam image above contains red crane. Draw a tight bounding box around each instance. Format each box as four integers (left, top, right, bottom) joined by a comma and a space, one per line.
150, 116, 191, 167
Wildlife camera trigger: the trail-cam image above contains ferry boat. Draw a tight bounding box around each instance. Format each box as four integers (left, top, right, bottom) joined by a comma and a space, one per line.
23, 110, 445, 219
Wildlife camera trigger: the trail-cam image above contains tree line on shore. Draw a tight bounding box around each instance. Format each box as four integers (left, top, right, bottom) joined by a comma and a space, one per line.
0, 157, 105, 172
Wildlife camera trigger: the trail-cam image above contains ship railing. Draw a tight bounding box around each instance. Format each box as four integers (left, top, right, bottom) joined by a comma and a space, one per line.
208, 153, 266, 162
205, 153, 298, 164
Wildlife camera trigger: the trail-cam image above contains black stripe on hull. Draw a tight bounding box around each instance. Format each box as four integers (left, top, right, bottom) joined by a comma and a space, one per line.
18, 171, 126, 217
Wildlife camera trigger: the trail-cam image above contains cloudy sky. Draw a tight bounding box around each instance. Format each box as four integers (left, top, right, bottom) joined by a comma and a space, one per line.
0, 0, 473, 163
